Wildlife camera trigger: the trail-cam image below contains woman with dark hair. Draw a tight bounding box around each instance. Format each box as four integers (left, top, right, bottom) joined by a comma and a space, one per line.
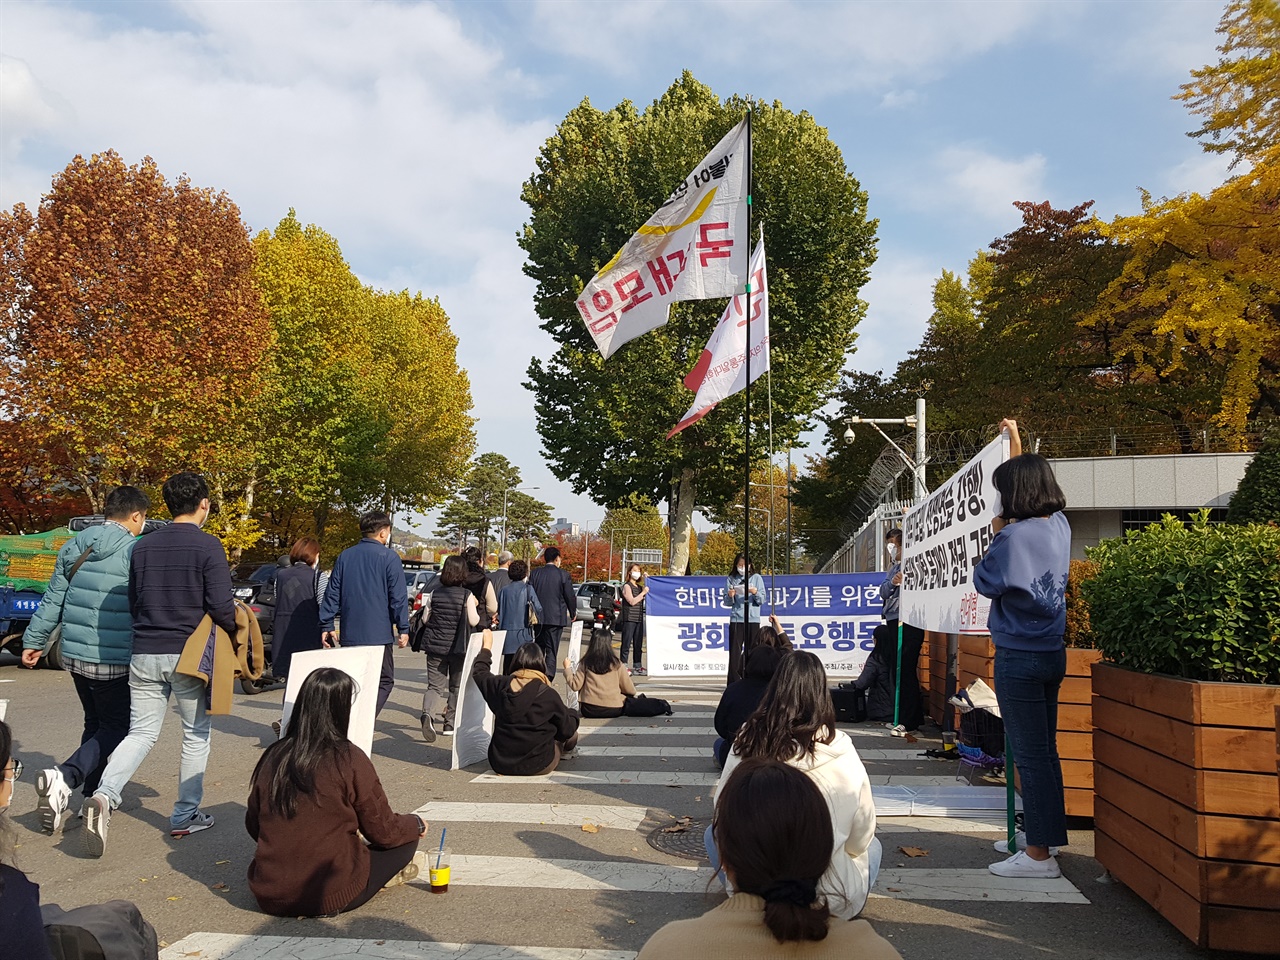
566, 629, 637, 718
712, 614, 792, 767
0, 720, 51, 959
724, 554, 765, 683
711, 652, 881, 920
246, 668, 425, 916
619, 562, 649, 675
473, 631, 579, 775
850, 623, 896, 724
496, 559, 542, 674
270, 536, 325, 681
640, 759, 900, 959
418, 555, 480, 742
460, 545, 499, 628
975, 418, 1071, 879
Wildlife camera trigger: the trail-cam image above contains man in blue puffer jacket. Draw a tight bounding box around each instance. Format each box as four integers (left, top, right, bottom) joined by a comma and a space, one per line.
21, 486, 151, 834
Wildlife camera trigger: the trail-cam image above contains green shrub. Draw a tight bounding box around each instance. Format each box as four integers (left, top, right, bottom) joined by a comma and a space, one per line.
1227, 434, 1280, 524
1064, 559, 1098, 649
1082, 512, 1280, 684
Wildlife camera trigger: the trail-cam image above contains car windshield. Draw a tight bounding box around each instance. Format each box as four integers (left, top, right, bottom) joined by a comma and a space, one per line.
405, 573, 418, 586
249, 565, 276, 583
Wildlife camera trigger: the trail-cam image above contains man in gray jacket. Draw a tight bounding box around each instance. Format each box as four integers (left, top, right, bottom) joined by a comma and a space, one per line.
22, 486, 151, 833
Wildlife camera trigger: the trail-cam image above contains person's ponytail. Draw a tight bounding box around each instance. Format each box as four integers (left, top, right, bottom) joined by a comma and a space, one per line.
762, 880, 830, 942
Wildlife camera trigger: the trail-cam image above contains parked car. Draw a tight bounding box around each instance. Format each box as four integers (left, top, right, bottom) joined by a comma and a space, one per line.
575, 581, 620, 624
231, 562, 278, 644
405, 569, 438, 604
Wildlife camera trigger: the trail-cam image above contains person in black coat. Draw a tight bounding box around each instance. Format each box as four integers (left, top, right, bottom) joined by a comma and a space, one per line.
472, 631, 579, 775
711, 615, 792, 768
271, 537, 325, 680
852, 627, 896, 723
461, 546, 498, 628
527, 546, 578, 680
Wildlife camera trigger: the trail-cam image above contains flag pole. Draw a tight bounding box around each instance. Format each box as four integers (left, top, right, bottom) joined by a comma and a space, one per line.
743, 107, 753, 622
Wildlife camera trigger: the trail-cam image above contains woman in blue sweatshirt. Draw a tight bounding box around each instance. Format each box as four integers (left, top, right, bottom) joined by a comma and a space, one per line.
973, 419, 1070, 880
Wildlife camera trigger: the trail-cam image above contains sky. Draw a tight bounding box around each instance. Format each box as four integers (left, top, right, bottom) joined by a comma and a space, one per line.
0, 0, 1232, 536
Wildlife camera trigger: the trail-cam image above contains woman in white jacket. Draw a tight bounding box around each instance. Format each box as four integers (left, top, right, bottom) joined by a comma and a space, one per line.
710, 651, 882, 920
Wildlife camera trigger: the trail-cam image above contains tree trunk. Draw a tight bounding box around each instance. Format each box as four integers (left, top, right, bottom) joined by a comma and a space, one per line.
667, 467, 696, 576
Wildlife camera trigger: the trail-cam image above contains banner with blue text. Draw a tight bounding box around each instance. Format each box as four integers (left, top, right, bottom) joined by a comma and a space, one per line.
646, 573, 884, 678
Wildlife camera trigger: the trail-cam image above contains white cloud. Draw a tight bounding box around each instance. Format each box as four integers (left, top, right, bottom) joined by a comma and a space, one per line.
938, 146, 1048, 223
880, 90, 919, 110
850, 251, 938, 375
1158, 150, 1233, 199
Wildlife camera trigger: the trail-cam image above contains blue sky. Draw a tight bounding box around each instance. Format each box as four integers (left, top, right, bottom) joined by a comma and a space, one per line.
0, 0, 1230, 533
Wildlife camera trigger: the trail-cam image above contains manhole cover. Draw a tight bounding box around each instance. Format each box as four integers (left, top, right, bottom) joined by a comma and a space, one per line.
647, 817, 711, 861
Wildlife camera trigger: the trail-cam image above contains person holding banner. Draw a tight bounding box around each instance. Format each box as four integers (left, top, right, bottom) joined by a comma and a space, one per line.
875, 529, 925, 735
724, 554, 764, 683
974, 420, 1071, 879
619, 563, 649, 676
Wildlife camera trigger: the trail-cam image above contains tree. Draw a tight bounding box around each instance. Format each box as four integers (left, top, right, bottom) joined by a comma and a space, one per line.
551, 529, 611, 583
0, 151, 268, 512
433, 453, 521, 555
505, 489, 554, 556
520, 73, 877, 576
698, 530, 739, 576
707, 463, 792, 573
1228, 434, 1280, 523
1177, 0, 1280, 167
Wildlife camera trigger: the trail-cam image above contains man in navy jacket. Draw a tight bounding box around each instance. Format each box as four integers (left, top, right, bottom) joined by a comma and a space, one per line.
528, 546, 578, 680
319, 511, 410, 716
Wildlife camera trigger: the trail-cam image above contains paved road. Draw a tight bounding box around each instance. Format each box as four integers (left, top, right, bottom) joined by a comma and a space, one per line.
0, 646, 1238, 959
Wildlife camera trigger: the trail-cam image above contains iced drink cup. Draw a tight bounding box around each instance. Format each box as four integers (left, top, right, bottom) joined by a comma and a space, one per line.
429, 848, 451, 894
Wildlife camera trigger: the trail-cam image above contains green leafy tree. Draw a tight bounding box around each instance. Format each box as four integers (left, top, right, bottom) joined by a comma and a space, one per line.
698, 530, 739, 576
1227, 434, 1280, 523
520, 73, 877, 576
433, 453, 521, 556
505, 490, 554, 554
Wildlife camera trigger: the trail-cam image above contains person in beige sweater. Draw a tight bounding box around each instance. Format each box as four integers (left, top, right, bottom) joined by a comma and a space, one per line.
638, 758, 900, 960
565, 632, 672, 718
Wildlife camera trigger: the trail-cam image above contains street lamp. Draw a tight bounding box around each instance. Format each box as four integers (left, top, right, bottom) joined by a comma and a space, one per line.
501, 485, 541, 554
844, 397, 928, 504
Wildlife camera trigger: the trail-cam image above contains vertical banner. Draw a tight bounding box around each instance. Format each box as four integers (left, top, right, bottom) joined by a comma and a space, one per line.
563, 620, 584, 711
451, 630, 506, 771
899, 434, 1010, 634
645, 573, 884, 678
281, 646, 384, 758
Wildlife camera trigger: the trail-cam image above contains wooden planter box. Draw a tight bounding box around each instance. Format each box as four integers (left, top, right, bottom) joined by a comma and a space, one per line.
958, 633, 995, 689
1060, 648, 1101, 817
1092, 662, 1280, 954
924, 630, 948, 726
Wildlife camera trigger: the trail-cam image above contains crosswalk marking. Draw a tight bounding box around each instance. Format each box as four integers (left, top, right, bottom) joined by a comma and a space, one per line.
576, 725, 714, 737
471, 769, 718, 786
421, 854, 715, 893
872, 868, 1089, 904
877, 816, 1009, 833
414, 802, 647, 830
574, 745, 711, 757
160, 933, 636, 960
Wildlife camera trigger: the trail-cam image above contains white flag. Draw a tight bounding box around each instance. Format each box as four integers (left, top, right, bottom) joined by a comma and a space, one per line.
577, 119, 749, 359
668, 237, 769, 438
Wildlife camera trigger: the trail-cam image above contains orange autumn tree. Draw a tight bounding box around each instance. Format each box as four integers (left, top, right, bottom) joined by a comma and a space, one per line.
0, 151, 269, 513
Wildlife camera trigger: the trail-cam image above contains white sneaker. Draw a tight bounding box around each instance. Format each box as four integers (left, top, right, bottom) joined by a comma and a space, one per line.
994, 831, 1062, 856
988, 849, 1062, 879
889, 724, 908, 737
385, 851, 427, 888
36, 768, 72, 834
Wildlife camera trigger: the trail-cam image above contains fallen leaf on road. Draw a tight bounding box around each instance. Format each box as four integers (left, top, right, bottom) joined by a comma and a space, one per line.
626, 919, 637, 925
166, 896, 182, 901
214, 860, 230, 865
694, 796, 703, 802
899, 846, 930, 858
631, 847, 639, 852
666, 784, 682, 789
887, 887, 902, 893
905, 734, 918, 744
581, 823, 599, 834
660, 825, 687, 834
211, 883, 228, 891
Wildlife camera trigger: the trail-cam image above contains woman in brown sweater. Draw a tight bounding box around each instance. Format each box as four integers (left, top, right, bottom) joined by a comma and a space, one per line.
565, 632, 672, 718
246, 668, 425, 916
637, 759, 901, 960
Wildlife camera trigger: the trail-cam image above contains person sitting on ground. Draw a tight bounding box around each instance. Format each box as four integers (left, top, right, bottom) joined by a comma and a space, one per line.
712, 613, 792, 768
0, 719, 51, 959
473, 631, 579, 775
565, 632, 673, 719
496, 559, 542, 675
710, 652, 881, 921
246, 668, 425, 917
850, 624, 896, 724
639, 758, 900, 960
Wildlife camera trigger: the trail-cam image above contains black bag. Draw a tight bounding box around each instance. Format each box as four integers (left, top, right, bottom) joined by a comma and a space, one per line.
622, 694, 672, 717
42, 900, 158, 960
448, 604, 472, 657
831, 685, 867, 723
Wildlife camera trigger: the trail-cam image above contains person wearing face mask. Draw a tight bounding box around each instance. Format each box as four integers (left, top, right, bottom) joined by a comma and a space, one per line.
0, 719, 51, 958
874, 528, 925, 735
318, 511, 411, 720
619, 563, 650, 676
725, 554, 765, 684
84, 472, 239, 858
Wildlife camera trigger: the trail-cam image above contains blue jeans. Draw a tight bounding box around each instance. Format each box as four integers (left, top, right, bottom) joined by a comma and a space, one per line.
994, 645, 1068, 849
95, 654, 212, 826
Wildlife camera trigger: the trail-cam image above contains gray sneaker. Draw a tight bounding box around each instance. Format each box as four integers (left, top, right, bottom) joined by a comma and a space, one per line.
171, 810, 215, 838
420, 714, 436, 743
36, 768, 72, 834
82, 793, 111, 858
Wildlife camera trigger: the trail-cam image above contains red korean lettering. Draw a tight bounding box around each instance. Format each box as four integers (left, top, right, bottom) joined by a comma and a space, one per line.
577, 290, 618, 335
614, 271, 652, 313
696, 222, 733, 267
646, 257, 674, 295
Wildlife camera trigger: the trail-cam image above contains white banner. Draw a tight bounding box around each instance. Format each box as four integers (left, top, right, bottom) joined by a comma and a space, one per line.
563, 620, 584, 711
281, 646, 384, 758
645, 574, 884, 678
577, 119, 749, 359
451, 631, 506, 771
899, 435, 1010, 634
669, 236, 769, 437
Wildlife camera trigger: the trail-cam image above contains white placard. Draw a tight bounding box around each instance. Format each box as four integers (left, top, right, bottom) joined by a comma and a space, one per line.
899, 434, 1010, 634
281, 646, 384, 758
450, 630, 505, 771
564, 621, 584, 711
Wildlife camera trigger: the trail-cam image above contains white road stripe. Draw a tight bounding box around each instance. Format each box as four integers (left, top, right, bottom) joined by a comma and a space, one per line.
877, 816, 1008, 833
161, 933, 635, 960
429, 854, 714, 893
872, 868, 1089, 904
868, 775, 973, 786
415, 802, 647, 830
471, 770, 718, 786
576, 725, 712, 737
574, 745, 711, 757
